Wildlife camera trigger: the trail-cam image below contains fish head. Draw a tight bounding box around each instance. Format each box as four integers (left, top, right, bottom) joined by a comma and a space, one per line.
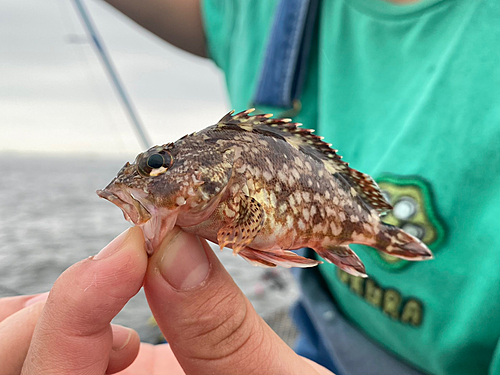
97, 138, 233, 253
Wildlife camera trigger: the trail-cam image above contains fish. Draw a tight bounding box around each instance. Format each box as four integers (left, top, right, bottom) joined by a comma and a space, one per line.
97, 109, 433, 277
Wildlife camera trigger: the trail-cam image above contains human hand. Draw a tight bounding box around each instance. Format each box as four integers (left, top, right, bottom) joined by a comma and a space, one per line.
1, 226, 334, 374
0, 227, 148, 375
142, 227, 334, 375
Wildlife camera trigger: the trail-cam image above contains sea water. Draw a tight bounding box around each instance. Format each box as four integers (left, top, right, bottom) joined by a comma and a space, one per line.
0, 154, 298, 343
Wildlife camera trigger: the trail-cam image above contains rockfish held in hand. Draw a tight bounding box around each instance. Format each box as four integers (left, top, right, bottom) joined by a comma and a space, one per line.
97, 109, 433, 277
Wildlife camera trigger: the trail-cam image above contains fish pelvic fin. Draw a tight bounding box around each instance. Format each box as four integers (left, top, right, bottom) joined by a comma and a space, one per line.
238, 248, 322, 268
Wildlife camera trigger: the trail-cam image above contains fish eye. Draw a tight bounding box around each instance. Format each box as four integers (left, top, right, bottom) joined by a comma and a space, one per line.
147, 154, 164, 169
137, 151, 173, 177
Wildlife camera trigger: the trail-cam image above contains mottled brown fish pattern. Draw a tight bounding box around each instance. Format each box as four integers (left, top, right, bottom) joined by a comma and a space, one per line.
97, 109, 433, 277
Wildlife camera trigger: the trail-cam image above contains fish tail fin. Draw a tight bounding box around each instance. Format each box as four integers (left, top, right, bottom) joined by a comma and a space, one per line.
372, 223, 433, 261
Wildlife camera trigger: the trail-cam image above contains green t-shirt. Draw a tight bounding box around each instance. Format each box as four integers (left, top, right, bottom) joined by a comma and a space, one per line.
202, 0, 500, 374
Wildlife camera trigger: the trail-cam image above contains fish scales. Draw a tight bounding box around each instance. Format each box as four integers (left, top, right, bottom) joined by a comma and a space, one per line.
97, 109, 433, 277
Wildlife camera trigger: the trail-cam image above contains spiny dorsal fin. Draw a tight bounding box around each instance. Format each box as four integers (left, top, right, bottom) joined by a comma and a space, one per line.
218, 109, 392, 214
218, 108, 278, 129
343, 169, 392, 214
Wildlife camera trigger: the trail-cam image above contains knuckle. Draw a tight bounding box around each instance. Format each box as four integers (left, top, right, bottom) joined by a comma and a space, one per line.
176, 287, 268, 365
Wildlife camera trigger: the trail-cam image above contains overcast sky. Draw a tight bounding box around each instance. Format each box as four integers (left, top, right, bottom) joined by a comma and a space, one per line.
0, 0, 228, 157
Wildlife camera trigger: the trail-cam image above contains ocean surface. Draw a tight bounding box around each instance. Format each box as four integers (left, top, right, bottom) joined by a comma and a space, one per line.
0, 154, 299, 344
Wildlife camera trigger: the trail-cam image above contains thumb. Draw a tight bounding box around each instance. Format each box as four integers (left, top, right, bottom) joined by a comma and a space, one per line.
22, 227, 148, 375
144, 228, 325, 375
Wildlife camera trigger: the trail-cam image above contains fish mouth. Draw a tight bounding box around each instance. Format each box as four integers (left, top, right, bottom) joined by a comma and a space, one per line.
97, 183, 179, 255
96, 185, 152, 225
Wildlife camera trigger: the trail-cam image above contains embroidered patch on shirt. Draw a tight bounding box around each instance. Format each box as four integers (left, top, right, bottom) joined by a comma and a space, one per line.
337, 268, 424, 326
369, 175, 447, 271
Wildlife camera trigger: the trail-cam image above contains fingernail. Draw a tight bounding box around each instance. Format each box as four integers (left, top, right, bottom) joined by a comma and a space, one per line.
159, 231, 210, 290
94, 228, 131, 260
24, 292, 49, 307
112, 325, 133, 351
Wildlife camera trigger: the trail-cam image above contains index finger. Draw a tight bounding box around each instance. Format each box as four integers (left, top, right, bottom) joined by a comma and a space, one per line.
21, 227, 148, 375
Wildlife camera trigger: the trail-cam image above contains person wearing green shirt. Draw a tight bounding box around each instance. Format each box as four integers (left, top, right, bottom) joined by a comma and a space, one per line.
1, 0, 498, 374
201, 0, 500, 373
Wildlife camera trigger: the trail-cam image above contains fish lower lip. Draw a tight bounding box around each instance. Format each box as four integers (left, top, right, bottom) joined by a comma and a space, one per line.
96, 188, 152, 224
96, 189, 125, 206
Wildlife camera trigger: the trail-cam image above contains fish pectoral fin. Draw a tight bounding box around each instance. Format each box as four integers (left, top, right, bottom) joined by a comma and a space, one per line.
314, 245, 367, 278
238, 248, 322, 268
217, 194, 265, 255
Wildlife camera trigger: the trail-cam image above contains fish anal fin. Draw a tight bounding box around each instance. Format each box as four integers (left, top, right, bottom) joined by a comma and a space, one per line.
238, 248, 321, 268
314, 245, 367, 278
217, 194, 265, 255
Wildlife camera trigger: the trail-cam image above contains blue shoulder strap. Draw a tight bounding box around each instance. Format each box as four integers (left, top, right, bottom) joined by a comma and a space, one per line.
252, 0, 319, 115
